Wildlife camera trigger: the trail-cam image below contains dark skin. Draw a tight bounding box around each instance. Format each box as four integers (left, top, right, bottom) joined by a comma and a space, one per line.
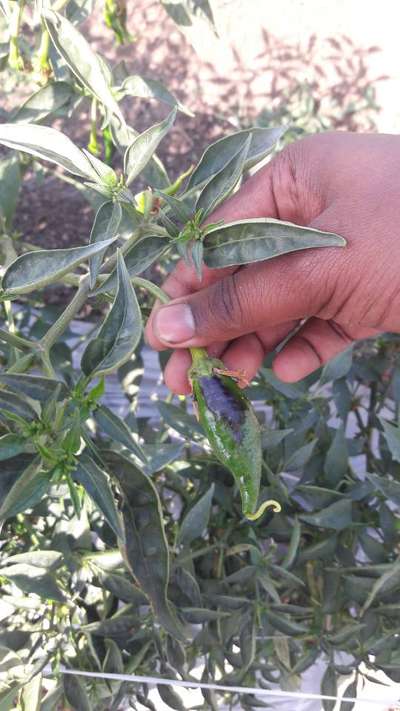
145, 131, 400, 394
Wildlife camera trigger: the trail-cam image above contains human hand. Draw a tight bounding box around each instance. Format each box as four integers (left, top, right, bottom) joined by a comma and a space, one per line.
146, 131, 400, 394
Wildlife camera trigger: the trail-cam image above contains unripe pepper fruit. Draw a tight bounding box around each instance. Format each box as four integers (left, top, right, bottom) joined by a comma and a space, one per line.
189, 347, 280, 520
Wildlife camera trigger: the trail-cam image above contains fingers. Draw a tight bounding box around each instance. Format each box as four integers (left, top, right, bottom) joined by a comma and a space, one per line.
150, 250, 327, 349
163, 323, 298, 395
272, 318, 353, 382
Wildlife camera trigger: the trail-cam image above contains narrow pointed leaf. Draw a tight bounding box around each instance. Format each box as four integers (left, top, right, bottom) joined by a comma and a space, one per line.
94, 403, 146, 462
124, 108, 177, 186
103, 449, 187, 641
0, 374, 68, 402
178, 484, 214, 546
82, 251, 142, 377
203, 218, 346, 268
299, 499, 352, 531
2, 238, 116, 295
0, 459, 50, 521
89, 201, 122, 288
12, 81, 75, 124
0, 123, 99, 180
73, 454, 124, 540
110, 117, 170, 188
0, 434, 29, 461
95, 234, 168, 295
380, 418, 400, 463
43, 9, 124, 123
0, 390, 37, 421
63, 675, 91, 711
119, 74, 193, 116
196, 134, 251, 218
187, 126, 286, 191
0, 156, 21, 228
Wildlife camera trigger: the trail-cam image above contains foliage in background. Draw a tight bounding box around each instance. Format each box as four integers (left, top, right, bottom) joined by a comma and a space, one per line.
1, 2, 400, 711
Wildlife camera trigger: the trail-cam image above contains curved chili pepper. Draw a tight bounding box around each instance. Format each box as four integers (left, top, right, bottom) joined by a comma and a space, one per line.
189, 348, 281, 520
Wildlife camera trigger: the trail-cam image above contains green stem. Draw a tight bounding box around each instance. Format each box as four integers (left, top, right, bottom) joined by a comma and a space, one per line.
0, 327, 36, 351
6, 352, 36, 374
8, 1, 24, 71
40, 278, 90, 353
88, 98, 99, 155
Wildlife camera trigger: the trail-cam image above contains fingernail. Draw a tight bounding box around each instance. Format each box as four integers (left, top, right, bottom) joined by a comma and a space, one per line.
154, 303, 195, 343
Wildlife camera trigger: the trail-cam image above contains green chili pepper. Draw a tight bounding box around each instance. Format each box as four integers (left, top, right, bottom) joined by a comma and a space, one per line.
189, 347, 281, 521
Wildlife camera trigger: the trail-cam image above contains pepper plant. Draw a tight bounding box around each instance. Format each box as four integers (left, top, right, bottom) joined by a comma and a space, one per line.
1, 3, 400, 711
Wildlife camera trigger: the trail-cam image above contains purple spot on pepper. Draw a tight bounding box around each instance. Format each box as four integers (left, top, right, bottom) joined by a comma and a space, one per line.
198, 375, 246, 443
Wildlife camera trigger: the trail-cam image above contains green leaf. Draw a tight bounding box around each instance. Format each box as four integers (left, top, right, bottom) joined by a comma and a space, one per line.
89, 201, 122, 288
63, 674, 91, 711
38, 685, 63, 711
320, 346, 353, 384
4, 550, 62, 570
203, 218, 346, 268
299, 499, 352, 531
110, 117, 170, 189
103, 450, 187, 641
0, 563, 65, 602
0, 459, 50, 521
98, 571, 147, 605
0, 123, 100, 180
124, 108, 177, 186
20, 672, 42, 711
380, 417, 400, 463
262, 428, 293, 448
187, 126, 285, 191
94, 404, 146, 461
81, 251, 143, 377
281, 517, 301, 569
73, 454, 124, 540
12, 81, 75, 124
0, 684, 20, 710
0, 434, 29, 461
0, 390, 37, 421
177, 484, 214, 546
321, 665, 337, 711
143, 443, 184, 475
267, 610, 307, 635
119, 74, 193, 116
95, 235, 168, 295
366, 472, 400, 506
324, 427, 348, 485
196, 134, 251, 218
157, 401, 202, 437
155, 191, 193, 224
0, 156, 21, 228
158, 684, 185, 711
285, 438, 317, 471
103, 639, 124, 674
43, 8, 124, 123
180, 607, 229, 623
0, 374, 68, 402
361, 559, 400, 614
2, 238, 116, 295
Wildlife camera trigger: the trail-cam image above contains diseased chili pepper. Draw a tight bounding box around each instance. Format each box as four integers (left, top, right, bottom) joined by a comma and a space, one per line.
189, 347, 281, 521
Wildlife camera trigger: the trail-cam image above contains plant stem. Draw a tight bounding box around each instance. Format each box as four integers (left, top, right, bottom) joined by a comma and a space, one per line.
40, 277, 90, 352
131, 277, 170, 304
88, 98, 99, 155
0, 327, 36, 351
8, 0, 24, 71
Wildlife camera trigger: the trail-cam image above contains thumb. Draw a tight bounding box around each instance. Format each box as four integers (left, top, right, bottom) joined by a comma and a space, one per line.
152, 247, 332, 347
